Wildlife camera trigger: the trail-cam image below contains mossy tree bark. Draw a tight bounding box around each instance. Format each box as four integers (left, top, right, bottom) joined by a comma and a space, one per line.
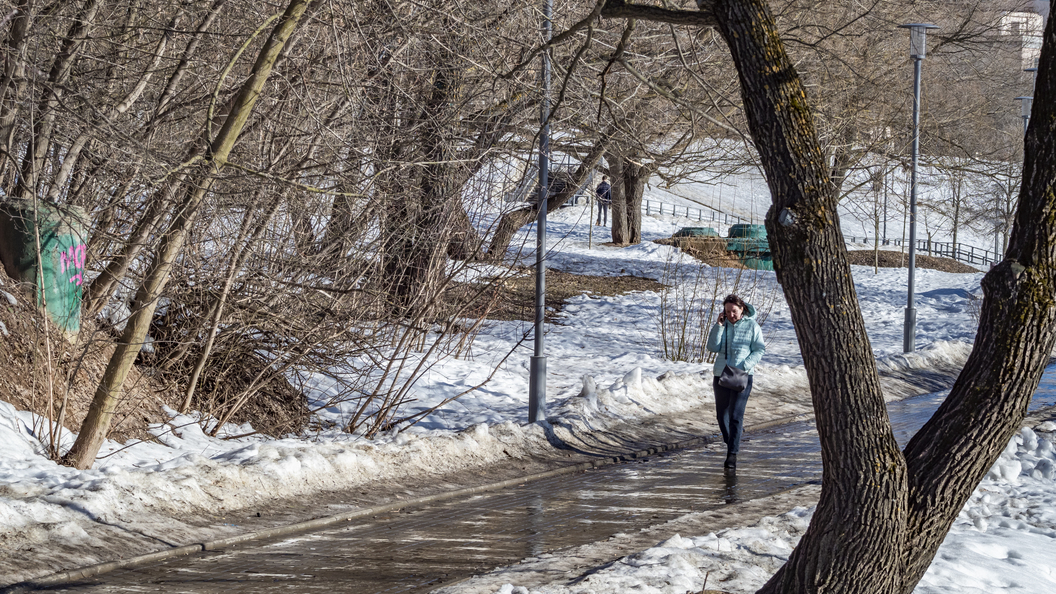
602, 1, 1056, 592
610, 149, 652, 245
896, 15, 1056, 590
63, 0, 313, 470
714, 3, 905, 589
609, 152, 628, 242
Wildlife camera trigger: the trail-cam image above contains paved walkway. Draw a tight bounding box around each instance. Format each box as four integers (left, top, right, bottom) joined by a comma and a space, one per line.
32, 385, 1056, 594
38, 419, 823, 593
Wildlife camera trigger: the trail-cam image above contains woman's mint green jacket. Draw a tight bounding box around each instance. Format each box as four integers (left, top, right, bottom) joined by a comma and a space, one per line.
705, 303, 766, 377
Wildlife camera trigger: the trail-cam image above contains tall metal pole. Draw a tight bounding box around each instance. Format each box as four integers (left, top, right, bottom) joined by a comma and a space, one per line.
528, 0, 552, 423
995, 224, 1001, 261
904, 52, 922, 353
882, 170, 888, 242
899, 23, 936, 353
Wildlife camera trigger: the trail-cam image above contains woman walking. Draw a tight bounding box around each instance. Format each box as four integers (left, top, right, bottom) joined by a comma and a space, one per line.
706, 294, 765, 472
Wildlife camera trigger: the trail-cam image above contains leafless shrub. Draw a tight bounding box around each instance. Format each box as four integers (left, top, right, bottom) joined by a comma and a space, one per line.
655, 244, 780, 364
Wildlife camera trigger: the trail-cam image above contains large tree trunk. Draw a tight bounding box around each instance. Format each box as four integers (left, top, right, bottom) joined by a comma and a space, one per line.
896, 15, 1056, 590
332, 14, 487, 282
622, 159, 650, 244
711, 2, 906, 591
609, 148, 651, 245
603, 1, 1056, 592
609, 154, 629, 243
379, 40, 467, 313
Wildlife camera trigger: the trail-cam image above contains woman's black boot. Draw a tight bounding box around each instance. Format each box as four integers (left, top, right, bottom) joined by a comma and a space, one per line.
724, 452, 737, 470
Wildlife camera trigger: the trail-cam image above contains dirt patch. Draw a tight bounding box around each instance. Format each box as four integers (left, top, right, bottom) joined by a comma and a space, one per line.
457, 266, 666, 323
845, 249, 982, 273
0, 276, 178, 448
653, 237, 748, 269
654, 236, 981, 274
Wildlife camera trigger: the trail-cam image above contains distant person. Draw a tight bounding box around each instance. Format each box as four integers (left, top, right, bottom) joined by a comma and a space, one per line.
595, 175, 611, 226
706, 294, 765, 472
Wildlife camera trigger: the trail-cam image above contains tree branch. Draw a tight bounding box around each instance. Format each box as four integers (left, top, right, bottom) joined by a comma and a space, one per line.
601, 0, 717, 28
501, 1, 609, 80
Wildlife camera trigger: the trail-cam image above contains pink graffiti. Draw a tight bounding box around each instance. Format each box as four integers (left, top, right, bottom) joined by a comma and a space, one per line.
58, 243, 87, 285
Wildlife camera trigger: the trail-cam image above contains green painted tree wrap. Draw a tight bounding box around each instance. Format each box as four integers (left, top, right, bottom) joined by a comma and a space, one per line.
0, 200, 88, 336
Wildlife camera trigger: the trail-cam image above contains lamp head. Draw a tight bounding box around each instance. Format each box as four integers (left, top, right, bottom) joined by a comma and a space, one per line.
1016, 96, 1033, 119
899, 24, 940, 59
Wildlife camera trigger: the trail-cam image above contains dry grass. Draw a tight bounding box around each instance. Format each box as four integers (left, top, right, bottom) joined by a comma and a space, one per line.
654, 236, 980, 275
3, 263, 668, 448
456, 265, 666, 323
653, 236, 748, 269
0, 277, 177, 449
845, 249, 982, 273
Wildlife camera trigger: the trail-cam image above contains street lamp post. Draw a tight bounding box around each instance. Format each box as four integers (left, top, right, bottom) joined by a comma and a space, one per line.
882, 170, 888, 243
528, 0, 552, 423
996, 94, 1034, 264
899, 23, 938, 354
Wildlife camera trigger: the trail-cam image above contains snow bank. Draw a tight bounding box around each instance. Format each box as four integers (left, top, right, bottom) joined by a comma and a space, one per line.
917, 425, 1056, 593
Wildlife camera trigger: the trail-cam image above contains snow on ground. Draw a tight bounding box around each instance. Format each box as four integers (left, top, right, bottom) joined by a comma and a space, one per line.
637, 156, 1007, 254
0, 169, 1040, 588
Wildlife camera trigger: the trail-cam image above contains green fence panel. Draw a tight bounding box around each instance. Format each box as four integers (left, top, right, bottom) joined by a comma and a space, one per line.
0, 200, 88, 336
741, 255, 775, 271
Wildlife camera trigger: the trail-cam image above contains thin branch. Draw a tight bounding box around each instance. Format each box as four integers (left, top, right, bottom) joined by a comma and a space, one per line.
549, 23, 594, 130
597, 19, 636, 125
601, 0, 717, 28
501, 0, 610, 79
616, 56, 742, 138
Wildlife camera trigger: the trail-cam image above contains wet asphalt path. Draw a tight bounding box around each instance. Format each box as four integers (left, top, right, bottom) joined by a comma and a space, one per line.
34, 371, 1056, 594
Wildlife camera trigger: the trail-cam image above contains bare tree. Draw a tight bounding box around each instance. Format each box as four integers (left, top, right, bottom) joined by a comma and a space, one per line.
64, 0, 315, 469
0, 1, 552, 463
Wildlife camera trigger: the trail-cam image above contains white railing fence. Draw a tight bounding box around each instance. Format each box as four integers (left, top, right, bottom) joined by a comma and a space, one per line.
641, 199, 747, 227
843, 235, 1000, 267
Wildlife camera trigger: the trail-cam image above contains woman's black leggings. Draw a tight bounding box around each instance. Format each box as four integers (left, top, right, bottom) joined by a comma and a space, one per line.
713, 375, 753, 454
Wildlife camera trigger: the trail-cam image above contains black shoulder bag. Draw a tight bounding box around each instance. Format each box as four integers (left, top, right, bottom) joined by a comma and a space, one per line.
717, 323, 749, 392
